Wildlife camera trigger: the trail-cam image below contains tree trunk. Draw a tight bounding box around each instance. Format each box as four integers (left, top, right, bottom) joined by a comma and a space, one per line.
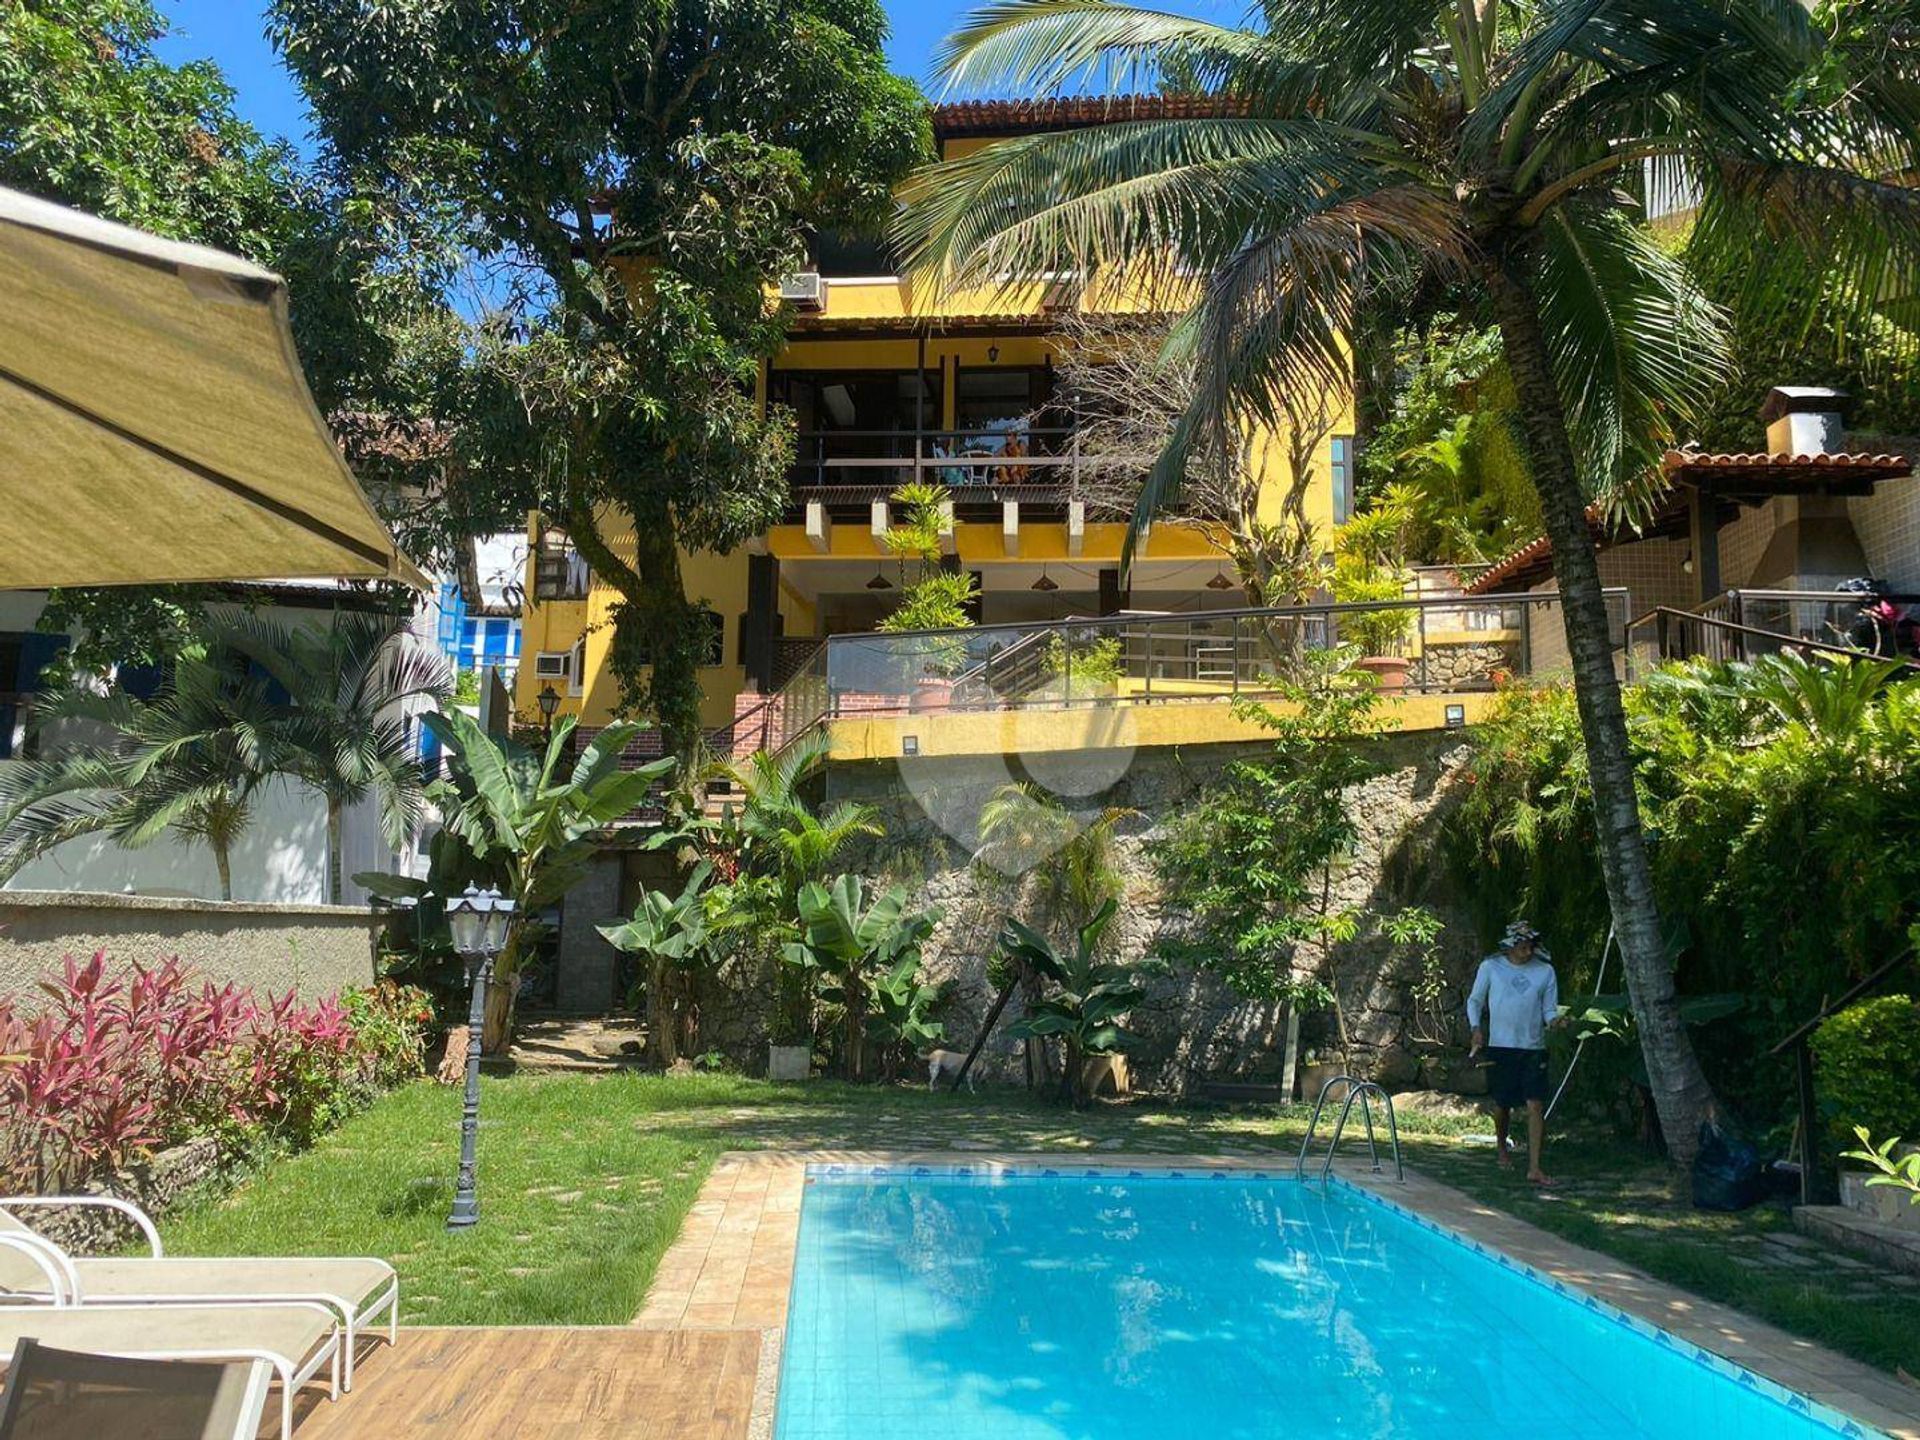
647, 957, 680, 1067
326, 796, 343, 907
1485, 249, 1716, 1164
566, 486, 703, 771
482, 980, 515, 1055
213, 842, 233, 902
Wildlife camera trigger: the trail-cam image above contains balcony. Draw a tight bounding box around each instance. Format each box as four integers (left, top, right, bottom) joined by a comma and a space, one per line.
786, 427, 1093, 516
730, 589, 1632, 764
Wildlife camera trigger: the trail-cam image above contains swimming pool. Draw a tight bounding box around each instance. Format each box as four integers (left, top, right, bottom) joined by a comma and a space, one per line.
775, 1165, 1885, 1440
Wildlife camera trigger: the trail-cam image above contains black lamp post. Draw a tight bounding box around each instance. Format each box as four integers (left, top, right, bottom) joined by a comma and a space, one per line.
536, 683, 559, 741
444, 884, 513, 1230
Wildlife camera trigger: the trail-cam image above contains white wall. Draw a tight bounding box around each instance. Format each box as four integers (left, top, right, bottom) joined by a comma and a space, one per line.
3, 778, 399, 905
0, 590, 423, 905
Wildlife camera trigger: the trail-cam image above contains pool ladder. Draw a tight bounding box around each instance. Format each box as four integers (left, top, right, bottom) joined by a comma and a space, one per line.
1295, 1075, 1404, 1184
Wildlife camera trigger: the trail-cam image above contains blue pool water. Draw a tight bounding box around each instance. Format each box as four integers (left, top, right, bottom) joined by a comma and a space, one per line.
776, 1168, 1883, 1440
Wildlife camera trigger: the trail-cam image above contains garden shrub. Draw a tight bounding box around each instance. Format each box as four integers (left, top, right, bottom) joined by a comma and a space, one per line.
1810, 995, 1920, 1148
1445, 663, 1920, 1127
0, 953, 431, 1190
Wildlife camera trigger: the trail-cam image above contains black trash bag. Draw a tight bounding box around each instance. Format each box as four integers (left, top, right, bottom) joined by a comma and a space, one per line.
1693, 1119, 1764, 1212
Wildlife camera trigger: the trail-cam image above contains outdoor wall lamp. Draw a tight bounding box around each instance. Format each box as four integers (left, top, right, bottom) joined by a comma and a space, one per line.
987, 344, 1000, 363
445, 884, 515, 1230
536, 684, 560, 738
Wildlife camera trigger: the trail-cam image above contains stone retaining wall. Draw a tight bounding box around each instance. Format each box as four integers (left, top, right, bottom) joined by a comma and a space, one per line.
0, 891, 381, 1009
5, 1138, 224, 1255
701, 732, 1490, 1094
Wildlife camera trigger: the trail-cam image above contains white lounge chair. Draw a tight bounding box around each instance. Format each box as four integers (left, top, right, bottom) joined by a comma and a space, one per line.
0, 1336, 274, 1440
0, 1198, 397, 1389
0, 1240, 337, 1440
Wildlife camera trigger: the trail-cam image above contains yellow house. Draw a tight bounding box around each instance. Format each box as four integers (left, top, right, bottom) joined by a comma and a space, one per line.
514, 97, 1360, 744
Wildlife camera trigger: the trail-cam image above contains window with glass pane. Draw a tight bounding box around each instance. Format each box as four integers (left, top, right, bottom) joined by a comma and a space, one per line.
1330, 435, 1355, 524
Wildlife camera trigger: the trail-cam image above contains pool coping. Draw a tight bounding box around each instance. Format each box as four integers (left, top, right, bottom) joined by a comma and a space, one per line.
632, 1150, 1920, 1440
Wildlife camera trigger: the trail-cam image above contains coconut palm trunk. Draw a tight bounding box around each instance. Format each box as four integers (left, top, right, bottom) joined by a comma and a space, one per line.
325, 795, 344, 907
1486, 254, 1714, 1156
212, 842, 234, 903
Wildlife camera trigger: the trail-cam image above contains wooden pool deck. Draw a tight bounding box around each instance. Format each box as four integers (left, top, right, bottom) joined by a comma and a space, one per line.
282, 1327, 760, 1440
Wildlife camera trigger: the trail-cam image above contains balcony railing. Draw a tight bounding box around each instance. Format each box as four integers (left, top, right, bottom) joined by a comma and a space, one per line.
1624, 589, 1920, 671
787, 426, 1093, 503
757, 589, 1629, 753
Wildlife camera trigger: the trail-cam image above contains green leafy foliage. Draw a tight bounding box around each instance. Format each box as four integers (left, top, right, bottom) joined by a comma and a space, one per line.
975, 783, 1136, 932
1152, 652, 1391, 1025
1812, 995, 1920, 1150
600, 863, 719, 1065
220, 612, 451, 903
783, 874, 941, 1080
1355, 316, 1540, 564
0, 658, 287, 900
422, 708, 675, 1045
1000, 900, 1150, 1103
1845, 1126, 1920, 1205
270, 0, 931, 759
1329, 491, 1416, 657
1449, 665, 1920, 1124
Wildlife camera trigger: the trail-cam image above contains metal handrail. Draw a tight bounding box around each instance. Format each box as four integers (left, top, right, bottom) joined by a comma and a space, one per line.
1624, 605, 1920, 672
1295, 1074, 1404, 1184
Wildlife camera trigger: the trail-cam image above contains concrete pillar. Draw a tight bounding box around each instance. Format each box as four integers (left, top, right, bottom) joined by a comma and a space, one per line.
742, 553, 779, 692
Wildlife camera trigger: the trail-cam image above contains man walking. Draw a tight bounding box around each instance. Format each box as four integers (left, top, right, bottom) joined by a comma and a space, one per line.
1467, 921, 1561, 1186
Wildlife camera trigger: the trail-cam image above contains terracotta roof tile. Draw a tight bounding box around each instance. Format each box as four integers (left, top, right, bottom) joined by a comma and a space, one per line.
1661, 449, 1912, 475
933, 95, 1243, 137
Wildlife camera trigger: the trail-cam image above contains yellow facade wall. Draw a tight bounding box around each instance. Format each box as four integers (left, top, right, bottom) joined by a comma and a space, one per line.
512, 120, 1357, 736
822, 692, 1494, 763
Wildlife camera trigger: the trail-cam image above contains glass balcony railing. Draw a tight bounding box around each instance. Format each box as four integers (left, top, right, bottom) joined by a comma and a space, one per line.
759, 590, 1630, 752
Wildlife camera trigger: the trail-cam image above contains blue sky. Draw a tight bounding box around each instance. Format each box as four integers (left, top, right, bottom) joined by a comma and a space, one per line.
153, 1, 1024, 152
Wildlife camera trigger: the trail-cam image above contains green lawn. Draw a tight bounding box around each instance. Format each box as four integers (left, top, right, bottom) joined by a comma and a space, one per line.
162, 1073, 1920, 1379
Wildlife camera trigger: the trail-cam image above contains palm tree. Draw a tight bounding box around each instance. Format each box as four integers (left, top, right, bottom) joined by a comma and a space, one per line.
723, 731, 881, 906
425, 708, 675, 1051
712, 731, 881, 1045
0, 660, 285, 900
222, 614, 451, 905
895, 0, 1920, 1160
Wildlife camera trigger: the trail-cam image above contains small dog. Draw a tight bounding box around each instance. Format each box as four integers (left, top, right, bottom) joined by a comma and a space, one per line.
925, 1048, 977, 1093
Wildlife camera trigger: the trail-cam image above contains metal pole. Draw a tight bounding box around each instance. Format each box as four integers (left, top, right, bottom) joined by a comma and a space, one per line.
447, 954, 491, 1229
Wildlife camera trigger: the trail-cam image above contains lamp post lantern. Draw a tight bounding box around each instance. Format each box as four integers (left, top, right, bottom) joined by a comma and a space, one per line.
536, 684, 559, 741
445, 883, 514, 1229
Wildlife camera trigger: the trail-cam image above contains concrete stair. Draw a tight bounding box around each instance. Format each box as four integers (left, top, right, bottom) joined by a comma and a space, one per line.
1794, 1160, 1920, 1276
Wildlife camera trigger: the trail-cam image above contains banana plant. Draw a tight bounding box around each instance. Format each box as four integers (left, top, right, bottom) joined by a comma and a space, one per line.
599, 862, 716, 1067
865, 955, 946, 1080
783, 874, 939, 1080
1000, 899, 1148, 1105
421, 707, 674, 1050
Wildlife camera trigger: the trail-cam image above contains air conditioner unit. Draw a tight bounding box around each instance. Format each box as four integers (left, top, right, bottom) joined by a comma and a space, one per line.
778, 271, 827, 310
533, 651, 572, 682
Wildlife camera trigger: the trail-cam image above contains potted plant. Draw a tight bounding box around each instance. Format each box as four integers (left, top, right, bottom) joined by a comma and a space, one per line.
1330, 493, 1417, 691
997, 899, 1150, 1106
876, 482, 977, 709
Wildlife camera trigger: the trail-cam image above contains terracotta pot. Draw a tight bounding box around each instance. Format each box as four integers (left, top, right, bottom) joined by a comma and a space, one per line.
1355, 655, 1412, 693
910, 676, 954, 713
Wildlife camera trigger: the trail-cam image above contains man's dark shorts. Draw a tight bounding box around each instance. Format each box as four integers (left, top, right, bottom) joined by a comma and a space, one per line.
1487, 1046, 1549, 1109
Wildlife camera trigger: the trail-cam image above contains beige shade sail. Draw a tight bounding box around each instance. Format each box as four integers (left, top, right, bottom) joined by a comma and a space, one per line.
0, 186, 428, 590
